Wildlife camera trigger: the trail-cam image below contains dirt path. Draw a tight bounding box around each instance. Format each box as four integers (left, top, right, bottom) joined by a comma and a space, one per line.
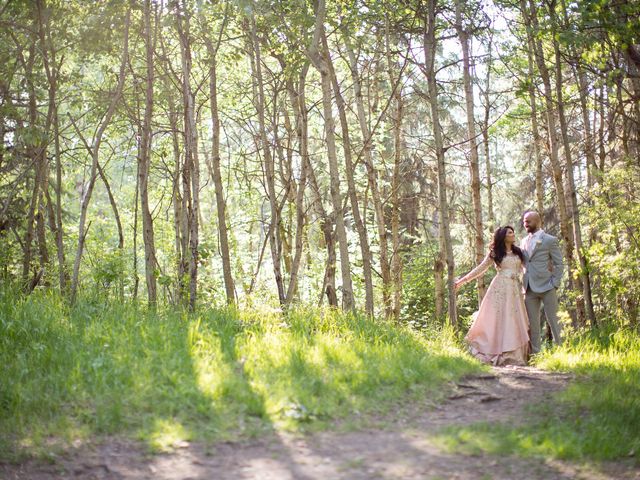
3, 366, 639, 479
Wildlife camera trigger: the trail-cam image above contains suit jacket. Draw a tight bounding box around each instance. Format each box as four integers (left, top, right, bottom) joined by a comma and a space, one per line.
520, 232, 564, 293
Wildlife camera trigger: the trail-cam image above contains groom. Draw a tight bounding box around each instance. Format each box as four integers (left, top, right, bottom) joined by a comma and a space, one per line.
521, 211, 564, 354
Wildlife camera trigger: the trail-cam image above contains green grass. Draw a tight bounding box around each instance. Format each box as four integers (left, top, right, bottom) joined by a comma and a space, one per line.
434, 326, 640, 463
0, 287, 481, 461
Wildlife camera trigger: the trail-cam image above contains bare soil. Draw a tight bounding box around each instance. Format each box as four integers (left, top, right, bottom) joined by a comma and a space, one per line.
3, 366, 639, 479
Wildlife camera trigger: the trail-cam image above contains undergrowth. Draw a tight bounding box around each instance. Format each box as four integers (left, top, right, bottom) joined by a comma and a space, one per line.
0, 286, 480, 460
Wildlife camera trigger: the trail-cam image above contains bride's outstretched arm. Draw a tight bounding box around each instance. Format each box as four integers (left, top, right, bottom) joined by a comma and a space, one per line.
454, 253, 493, 290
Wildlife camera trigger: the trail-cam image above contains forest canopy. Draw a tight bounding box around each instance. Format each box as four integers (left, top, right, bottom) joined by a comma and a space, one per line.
1, 0, 639, 328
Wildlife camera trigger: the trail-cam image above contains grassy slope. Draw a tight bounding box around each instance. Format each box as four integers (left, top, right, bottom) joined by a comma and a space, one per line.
0, 288, 481, 460
435, 327, 640, 463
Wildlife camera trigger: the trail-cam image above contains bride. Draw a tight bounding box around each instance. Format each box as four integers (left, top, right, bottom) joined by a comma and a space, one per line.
454, 226, 530, 366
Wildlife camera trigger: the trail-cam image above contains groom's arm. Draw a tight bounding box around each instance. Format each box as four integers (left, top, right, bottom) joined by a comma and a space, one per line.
549, 237, 564, 288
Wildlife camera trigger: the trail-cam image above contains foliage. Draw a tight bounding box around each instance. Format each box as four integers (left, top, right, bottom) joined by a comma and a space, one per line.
400, 242, 438, 327
584, 164, 640, 325
89, 247, 129, 298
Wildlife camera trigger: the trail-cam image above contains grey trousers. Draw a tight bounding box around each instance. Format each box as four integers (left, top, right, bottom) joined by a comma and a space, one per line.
524, 287, 562, 354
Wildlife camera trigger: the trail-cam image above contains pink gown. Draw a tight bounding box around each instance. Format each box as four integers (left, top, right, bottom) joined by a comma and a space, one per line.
461, 252, 530, 366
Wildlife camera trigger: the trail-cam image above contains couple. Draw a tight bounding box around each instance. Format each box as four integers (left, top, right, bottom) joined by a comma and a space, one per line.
454, 211, 564, 366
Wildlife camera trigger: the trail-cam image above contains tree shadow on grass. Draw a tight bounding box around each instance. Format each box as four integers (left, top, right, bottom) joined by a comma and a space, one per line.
237, 308, 483, 431
2, 296, 637, 478
0, 299, 263, 459
1, 297, 476, 474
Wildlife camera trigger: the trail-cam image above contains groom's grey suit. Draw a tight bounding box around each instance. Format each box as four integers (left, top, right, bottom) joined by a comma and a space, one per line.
521, 231, 564, 353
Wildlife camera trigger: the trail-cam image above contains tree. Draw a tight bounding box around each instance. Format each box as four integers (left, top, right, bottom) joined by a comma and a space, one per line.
70, 6, 130, 303
175, 0, 200, 311
423, 0, 457, 327
455, 0, 485, 301
139, 0, 159, 305
308, 0, 355, 311
202, 3, 236, 305
247, 6, 286, 306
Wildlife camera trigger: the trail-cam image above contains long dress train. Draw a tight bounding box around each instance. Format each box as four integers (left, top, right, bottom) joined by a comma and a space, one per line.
460, 252, 530, 366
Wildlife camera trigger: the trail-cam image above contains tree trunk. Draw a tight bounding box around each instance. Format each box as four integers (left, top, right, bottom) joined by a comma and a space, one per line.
133, 150, 140, 300
248, 12, 286, 306
284, 65, 310, 306
166, 88, 187, 305
424, 0, 457, 327
481, 36, 496, 231
434, 250, 445, 321
35, 0, 64, 285
70, 7, 130, 303
482, 128, 495, 230
559, 0, 598, 326
524, 25, 545, 215
139, 0, 159, 305
323, 33, 374, 315
385, 17, 404, 319
548, 0, 594, 326
573, 63, 598, 189
52, 98, 66, 291
304, 114, 338, 308
308, 0, 354, 310
176, 0, 200, 311
455, 0, 485, 302
343, 32, 392, 317
204, 13, 235, 305
21, 36, 39, 283
320, 219, 339, 308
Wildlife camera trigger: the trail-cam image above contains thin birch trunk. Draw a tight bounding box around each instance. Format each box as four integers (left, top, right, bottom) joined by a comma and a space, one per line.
481, 42, 496, 230
455, 0, 485, 301
133, 154, 140, 300
21, 36, 39, 283
204, 9, 235, 305
70, 7, 130, 302
560, 0, 599, 325
548, 1, 594, 326
176, 0, 200, 310
385, 17, 403, 319
308, 0, 354, 310
139, 0, 159, 305
343, 32, 392, 317
425, 0, 457, 327
524, 27, 545, 215
165, 86, 187, 304
248, 12, 286, 305
284, 65, 310, 305
323, 33, 374, 315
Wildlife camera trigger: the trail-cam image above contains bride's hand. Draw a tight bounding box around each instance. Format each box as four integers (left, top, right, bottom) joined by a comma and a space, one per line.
453, 278, 464, 292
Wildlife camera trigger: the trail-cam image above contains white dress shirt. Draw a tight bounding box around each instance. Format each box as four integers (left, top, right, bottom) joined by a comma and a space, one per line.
525, 229, 545, 256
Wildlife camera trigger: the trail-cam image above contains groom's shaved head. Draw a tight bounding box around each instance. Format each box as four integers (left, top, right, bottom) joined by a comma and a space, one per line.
523, 211, 541, 233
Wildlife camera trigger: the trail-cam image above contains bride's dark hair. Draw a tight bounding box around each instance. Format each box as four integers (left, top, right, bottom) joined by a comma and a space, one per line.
490, 226, 525, 266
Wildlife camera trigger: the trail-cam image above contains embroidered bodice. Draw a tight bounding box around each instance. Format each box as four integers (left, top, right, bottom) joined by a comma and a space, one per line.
461, 252, 523, 284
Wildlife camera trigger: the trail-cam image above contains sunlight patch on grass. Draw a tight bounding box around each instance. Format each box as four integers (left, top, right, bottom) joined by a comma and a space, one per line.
147, 418, 190, 453
0, 288, 482, 460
